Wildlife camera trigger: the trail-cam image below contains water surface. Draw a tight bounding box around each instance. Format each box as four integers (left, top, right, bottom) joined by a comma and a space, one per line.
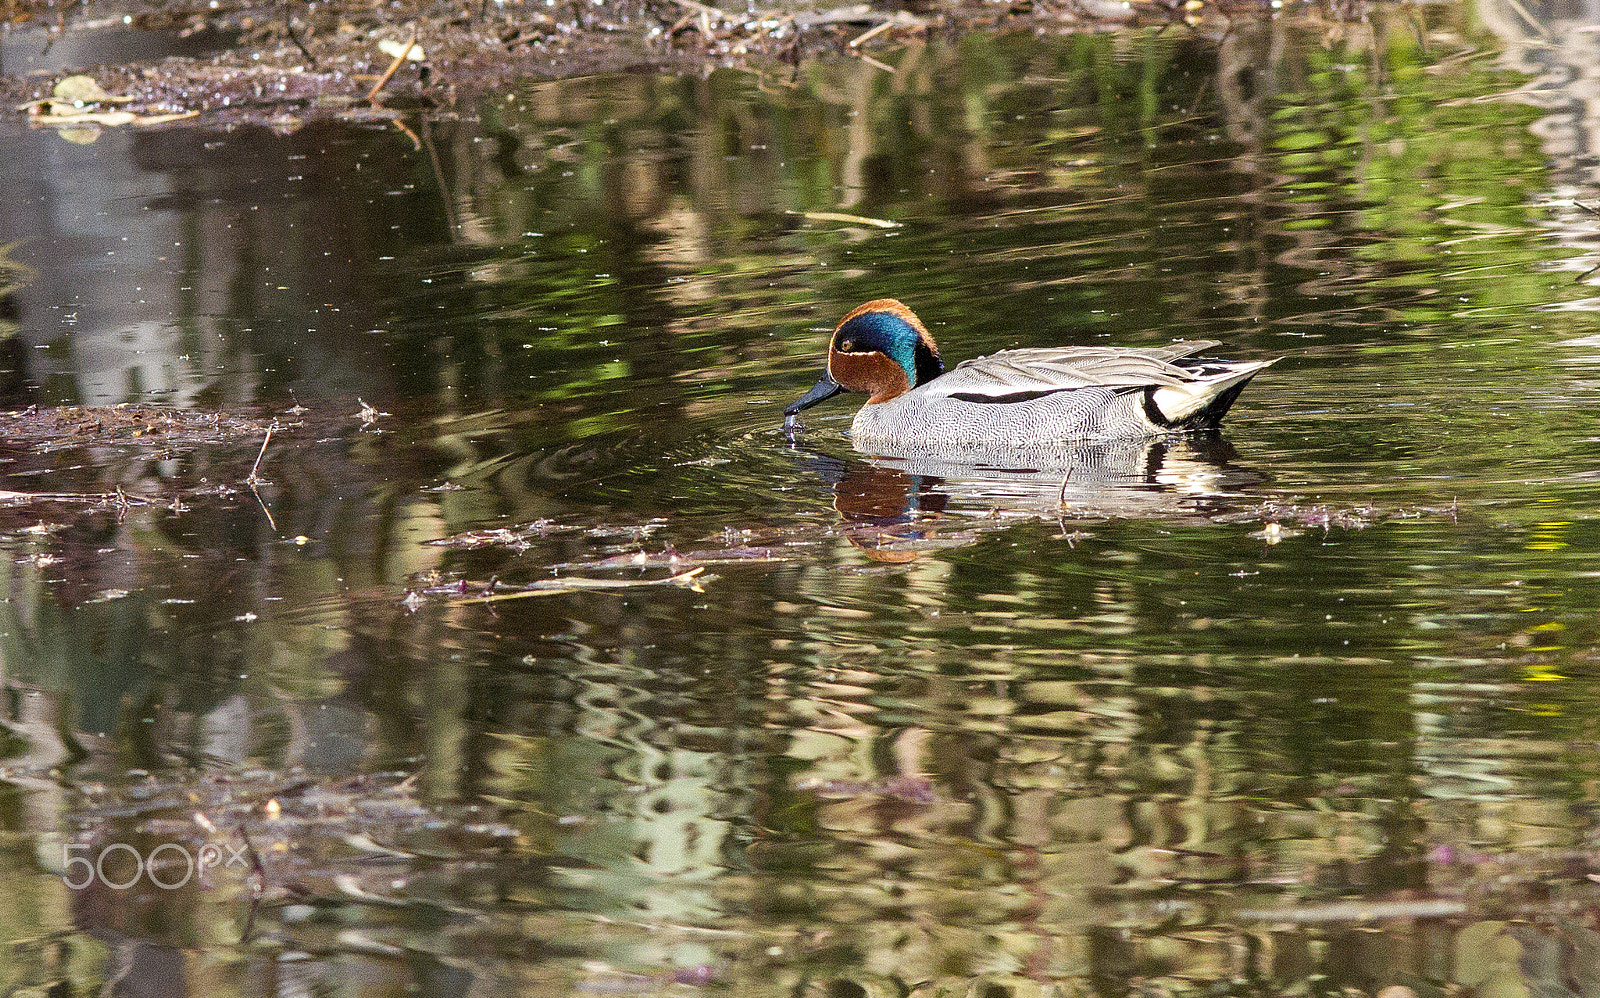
3, 5, 1600, 994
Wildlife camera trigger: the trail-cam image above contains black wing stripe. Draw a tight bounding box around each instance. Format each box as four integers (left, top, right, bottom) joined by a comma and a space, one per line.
947, 385, 1145, 404
947, 388, 1071, 404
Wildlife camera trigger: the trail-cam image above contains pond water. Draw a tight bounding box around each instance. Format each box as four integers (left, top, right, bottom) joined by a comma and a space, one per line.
3, 4, 1600, 994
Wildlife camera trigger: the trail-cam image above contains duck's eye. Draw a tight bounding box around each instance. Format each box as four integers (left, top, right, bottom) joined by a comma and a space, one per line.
839, 338, 855, 352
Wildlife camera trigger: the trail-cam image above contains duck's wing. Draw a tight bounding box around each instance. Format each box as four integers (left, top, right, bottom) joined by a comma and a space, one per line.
1073, 341, 1223, 364
925, 342, 1226, 398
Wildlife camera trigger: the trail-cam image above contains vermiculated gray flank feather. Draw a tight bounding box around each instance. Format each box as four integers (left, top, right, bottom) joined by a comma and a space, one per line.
851, 345, 1276, 447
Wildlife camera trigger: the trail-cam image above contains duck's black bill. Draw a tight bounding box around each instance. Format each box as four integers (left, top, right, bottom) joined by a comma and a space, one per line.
784, 374, 844, 418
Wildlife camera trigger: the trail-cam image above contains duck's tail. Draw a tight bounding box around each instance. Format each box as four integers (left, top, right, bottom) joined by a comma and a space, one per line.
1149, 358, 1279, 429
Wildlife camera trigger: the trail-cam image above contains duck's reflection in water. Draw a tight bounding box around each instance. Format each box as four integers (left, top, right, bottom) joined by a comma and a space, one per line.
827, 461, 952, 563
794, 433, 1266, 560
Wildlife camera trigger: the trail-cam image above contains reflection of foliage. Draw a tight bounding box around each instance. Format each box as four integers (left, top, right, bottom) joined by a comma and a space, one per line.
1265, 24, 1548, 315
0, 241, 31, 343
384, 10, 1568, 459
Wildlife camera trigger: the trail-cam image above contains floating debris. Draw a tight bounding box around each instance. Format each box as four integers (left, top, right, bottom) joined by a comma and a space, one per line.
17, 76, 196, 129
789, 210, 901, 229
355, 398, 390, 430
427, 526, 548, 551
461, 566, 709, 603
0, 488, 155, 507
795, 775, 938, 803
1212, 498, 1460, 532
1239, 899, 1469, 923
1250, 521, 1301, 544
426, 519, 672, 551
557, 546, 793, 571
404, 565, 712, 606
0, 405, 283, 453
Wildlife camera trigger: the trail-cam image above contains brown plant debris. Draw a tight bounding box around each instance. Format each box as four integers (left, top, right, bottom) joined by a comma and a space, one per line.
0, 404, 282, 453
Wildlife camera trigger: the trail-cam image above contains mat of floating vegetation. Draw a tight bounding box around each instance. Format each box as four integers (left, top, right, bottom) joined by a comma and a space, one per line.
0, 404, 279, 453
0, 0, 1258, 131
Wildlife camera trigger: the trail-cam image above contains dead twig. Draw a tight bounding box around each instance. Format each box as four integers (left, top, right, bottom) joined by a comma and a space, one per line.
848, 18, 895, 47
856, 51, 895, 73
0, 488, 154, 505
250, 484, 278, 533
246, 422, 276, 487
456, 566, 709, 604
391, 117, 422, 151
367, 26, 419, 105
283, 0, 319, 70
247, 421, 280, 531
788, 209, 900, 229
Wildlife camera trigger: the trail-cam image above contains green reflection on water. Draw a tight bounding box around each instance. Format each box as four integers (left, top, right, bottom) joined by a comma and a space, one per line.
4, 6, 1600, 994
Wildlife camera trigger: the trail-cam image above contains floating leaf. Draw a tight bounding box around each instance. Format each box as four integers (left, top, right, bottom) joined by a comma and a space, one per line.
55, 125, 103, 145
51, 74, 131, 105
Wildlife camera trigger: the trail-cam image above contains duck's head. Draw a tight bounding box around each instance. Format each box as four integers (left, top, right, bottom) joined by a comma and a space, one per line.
784, 299, 945, 423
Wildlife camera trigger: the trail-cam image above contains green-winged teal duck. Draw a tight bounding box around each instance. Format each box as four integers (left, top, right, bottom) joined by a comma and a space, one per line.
784, 299, 1277, 447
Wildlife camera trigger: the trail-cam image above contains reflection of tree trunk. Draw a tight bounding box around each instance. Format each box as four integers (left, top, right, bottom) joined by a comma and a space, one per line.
5, 677, 70, 832
843, 62, 879, 209
1215, 17, 1276, 168
1480, 0, 1600, 284
1482, 0, 1600, 188
1215, 18, 1277, 326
